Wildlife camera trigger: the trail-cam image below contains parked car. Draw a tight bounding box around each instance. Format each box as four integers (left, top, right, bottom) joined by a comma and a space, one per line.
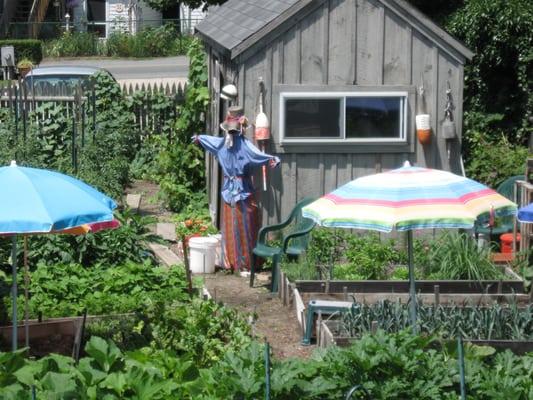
22, 66, 116, 93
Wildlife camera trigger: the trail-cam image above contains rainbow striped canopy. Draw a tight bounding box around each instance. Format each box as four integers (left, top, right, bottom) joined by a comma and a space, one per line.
302, 163, 517, 232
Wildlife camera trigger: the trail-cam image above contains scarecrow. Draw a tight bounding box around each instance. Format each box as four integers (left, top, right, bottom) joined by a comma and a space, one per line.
194, 106, 279, 273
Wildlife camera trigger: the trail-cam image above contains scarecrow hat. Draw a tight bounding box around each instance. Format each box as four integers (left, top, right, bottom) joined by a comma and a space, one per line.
220, 106, 248, 132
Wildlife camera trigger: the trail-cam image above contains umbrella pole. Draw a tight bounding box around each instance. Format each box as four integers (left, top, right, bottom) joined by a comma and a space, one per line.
23, 236, 30, 349
11, 235, 17, 351
407, 231, 417, 334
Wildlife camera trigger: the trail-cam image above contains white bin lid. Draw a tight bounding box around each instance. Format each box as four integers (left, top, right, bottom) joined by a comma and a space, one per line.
189, 236, 219, 246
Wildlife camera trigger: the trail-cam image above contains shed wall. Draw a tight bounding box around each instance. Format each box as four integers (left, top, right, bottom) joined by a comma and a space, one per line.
206, 0, 465, 225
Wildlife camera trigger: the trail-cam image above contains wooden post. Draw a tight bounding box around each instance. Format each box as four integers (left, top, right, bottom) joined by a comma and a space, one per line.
343, 286, 348, 301
371, 320, 378, 334
181, 238, 194, 297
434, 285, 440, 306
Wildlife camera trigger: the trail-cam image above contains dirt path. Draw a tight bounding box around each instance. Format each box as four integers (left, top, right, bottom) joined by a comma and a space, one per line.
127, 179, 313, 359
204, 272, 313, 359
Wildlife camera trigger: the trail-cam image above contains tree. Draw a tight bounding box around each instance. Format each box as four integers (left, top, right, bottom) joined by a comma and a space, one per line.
145, 0, 227, 12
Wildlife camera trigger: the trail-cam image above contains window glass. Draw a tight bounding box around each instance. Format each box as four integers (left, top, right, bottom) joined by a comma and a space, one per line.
87, 0, 106, 22
284, 98, 341, 138
345, 97, 402, 139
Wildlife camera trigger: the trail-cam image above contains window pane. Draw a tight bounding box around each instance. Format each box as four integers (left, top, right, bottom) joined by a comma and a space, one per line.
87, 0, 106, 22
345, 97, 402, 139
285, 99, 341, 138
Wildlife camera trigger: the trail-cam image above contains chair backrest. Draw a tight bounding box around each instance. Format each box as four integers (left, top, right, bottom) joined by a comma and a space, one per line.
497, 175, 524, 202
286, 197, 316, 250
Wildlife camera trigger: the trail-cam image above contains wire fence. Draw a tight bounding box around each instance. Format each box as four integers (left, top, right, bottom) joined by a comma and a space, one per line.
6, 18, 202, 40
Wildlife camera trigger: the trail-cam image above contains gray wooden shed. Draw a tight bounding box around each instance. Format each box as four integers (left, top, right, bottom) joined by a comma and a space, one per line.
196, 0, 473, 225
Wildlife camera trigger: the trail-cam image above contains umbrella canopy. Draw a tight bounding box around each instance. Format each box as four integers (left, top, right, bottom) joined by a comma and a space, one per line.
517, 203, 533, 223
0, 161, 116, 234
302, 162, 517, 335
0, 161, 117, 351
302, 163, 516, 232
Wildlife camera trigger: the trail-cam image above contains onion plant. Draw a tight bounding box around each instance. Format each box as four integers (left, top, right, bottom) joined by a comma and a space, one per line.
340, 300, 533, 341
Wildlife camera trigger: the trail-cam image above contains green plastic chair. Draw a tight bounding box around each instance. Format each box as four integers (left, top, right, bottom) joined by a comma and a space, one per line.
475, 175, 524, 237
250, 197, 316, 292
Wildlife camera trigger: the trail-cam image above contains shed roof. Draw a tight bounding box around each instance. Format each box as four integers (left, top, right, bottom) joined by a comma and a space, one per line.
196, 0, 473, 62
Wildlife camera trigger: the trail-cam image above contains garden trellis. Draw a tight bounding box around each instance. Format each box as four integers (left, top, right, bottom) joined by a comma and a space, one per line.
0, 80, 187, 170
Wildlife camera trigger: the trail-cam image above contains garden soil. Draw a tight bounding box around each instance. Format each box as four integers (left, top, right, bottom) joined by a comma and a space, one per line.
128, 180, 314, 359
203, 272, 313, 359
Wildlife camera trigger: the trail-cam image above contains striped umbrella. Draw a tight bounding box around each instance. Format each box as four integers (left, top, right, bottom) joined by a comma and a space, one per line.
302, 161, 517, 331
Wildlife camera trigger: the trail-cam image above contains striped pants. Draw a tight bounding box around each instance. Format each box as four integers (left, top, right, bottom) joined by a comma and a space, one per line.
221, 197, 259, 272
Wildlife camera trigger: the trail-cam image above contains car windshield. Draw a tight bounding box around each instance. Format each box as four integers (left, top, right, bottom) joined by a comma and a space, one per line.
24, 74, 92, 91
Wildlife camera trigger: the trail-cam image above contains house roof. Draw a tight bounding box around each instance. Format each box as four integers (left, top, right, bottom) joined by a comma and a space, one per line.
196, 0, 473, 62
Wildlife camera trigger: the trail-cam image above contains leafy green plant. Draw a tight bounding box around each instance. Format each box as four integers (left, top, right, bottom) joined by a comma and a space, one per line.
340, 300, 533, 341
2, 259, 190, 323
424, 232, 503, 281
465, 132, 528, 188
42, 31, 99, 57
147, 298, 252, 367
1, 331, 533, 399
152, 38, 209, 212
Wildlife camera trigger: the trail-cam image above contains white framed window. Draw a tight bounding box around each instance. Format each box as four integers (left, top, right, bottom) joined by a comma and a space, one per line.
280, 91, 408, 143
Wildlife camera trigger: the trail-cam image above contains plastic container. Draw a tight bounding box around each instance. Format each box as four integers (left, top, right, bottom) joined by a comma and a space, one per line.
209, 234, 223, 267
500, 233, 520, 254
189, 237, 219, 274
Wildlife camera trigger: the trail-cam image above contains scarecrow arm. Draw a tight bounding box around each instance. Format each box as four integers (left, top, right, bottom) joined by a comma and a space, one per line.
243, 139, 280, 168
194, 134, 224, 156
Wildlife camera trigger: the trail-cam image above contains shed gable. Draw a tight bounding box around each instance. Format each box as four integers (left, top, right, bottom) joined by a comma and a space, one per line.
196, 0, 473, 64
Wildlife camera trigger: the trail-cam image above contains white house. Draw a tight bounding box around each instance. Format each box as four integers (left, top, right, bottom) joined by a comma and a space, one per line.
70, 0, 204, 38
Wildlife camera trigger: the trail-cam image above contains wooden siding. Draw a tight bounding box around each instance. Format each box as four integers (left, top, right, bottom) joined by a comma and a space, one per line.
206, 0, 466, 225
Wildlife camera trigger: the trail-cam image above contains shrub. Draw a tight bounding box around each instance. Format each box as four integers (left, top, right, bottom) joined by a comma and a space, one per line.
104, 25, 183, 58
42, 31, 99, 57
466, 132, 528, 188
0, 39, 43, 64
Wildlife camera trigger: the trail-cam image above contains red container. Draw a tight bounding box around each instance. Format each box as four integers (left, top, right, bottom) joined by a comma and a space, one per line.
500, 233, 520, 253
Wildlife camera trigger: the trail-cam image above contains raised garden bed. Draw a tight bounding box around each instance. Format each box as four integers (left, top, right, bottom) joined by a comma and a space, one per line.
293, 265, 525, 295
319, 320, 533, 355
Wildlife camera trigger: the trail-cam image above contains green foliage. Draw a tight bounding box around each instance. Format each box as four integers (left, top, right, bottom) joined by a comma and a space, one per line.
144, 0, 225, 12
447, 0, 533, 151
465, 132, 528, 188
43, 26, 193, 58
343, 234, 406, 280
1, 331, 533, 399
424, 232, 502, 281
0, 39, 43, 64
22, 209, 160, 267
42, 31, 99, 58
3, 259, 189, 321
307, 228, 347, 264
147, 298, 252, 367
104, 25, 189, 58
294, 229, 504, 282
152, 38, 209, 211
341, 300, 533, 341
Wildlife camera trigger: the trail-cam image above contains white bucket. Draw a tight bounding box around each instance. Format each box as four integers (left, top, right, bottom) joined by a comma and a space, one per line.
189, 237, 218, 274
209, 234, 223, 267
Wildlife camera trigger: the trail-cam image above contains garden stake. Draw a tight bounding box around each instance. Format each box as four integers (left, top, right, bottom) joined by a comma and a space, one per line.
181, 237, 194, 297
457, 336, 467, 400
407, 231, 417, 333
264, 340, 271, 400
75, 309, 87, 364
